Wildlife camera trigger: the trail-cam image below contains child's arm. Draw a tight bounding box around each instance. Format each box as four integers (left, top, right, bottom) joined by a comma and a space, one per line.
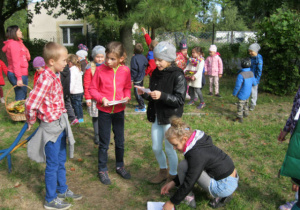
84, 67, 92, 105
89, 67, 105, 104
193, 60, 204, 81
218, 57, 223, 77
0, 60, 8, 75
10, 42, 23, 83
255, 55, 263, 83
232, 74, 243, 96
123, 66, 132, 101
141, 27, 152, 47
204, 58, 209, 75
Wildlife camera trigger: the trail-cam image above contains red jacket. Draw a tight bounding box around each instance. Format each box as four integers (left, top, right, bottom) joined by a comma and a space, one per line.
84, 62, 99, 101
2, 39, 30, 81
144, 34, 156, 77
88, 63, 132, 113
0, 59, 8, 85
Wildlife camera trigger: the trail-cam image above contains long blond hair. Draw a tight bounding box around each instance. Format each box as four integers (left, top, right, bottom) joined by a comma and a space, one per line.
165, 117, 194, 141
67, 54, 81, 70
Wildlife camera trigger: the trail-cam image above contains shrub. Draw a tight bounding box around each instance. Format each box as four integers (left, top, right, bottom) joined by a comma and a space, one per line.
257, 7, 300, 95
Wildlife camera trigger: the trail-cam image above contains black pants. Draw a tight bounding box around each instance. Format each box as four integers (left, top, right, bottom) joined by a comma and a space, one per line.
133, 80, 145, 109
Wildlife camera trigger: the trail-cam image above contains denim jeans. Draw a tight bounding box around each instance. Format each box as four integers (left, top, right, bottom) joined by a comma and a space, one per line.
133, 80, 145, 109
7, 71, 28, 101
188, 86, 204, 103
209, 173, 239, 198
98, 110, 125, 172
151, 117, 178, 175
44, 131, 68, 202
64, 96, 76, 122
70, 93, 83, 119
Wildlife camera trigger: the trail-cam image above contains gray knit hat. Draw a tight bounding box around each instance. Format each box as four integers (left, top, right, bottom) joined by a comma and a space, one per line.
92, 45, 106, 58
153, 41, 176, 62
248, 43, 261, 53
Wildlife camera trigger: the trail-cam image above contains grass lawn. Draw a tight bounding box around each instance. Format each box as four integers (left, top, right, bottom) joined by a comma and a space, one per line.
0, 75, 296, 210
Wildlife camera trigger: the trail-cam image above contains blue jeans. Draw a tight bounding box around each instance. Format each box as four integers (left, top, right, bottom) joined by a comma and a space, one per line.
98, 110, 125, 172
70, 93, 83, 119
133, 80, 145, 109
7, 71, 28, 101
209, 173, 239, 198
44, 131, 68, 202
151, 117, 178, 175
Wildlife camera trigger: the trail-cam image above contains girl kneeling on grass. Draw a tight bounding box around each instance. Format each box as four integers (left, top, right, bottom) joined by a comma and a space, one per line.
161, 117, 238, 209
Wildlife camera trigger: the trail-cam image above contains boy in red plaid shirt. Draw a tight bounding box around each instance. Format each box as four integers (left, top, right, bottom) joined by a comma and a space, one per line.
25, 42, 82, 210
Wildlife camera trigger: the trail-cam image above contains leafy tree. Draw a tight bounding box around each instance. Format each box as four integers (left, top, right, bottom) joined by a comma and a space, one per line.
257, 7, 300, 95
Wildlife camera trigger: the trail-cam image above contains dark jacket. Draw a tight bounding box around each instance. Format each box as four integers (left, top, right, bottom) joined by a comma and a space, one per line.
143, 65, 186, 125
130, 54, 148, 82
232, 68, 256, 100
170, 131, 235, 205
60, 65, 71, 99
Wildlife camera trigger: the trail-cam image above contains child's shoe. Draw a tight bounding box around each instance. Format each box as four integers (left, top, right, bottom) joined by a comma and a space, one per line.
233, 117, 243, 123
186, 94, 191, 100
215, 94, 222, 97
187, 100, 194, 105
194, 98, 198, 102
249, 105, 255, 111
116, 167, 131, 179
197, 102, 206, 109
0, 97, 4, 103
209, 195, 233, 208
150, 168, 168, 184
135, 107, 146, 112
78, 118, 84, 123
279, 200, 298, 210
183, 192, 197, 208
44, 197, 71, 210
70, 119, 79, 126
208, 92, 213, 96
57, 189, 82, 201
98, 171, 111, 185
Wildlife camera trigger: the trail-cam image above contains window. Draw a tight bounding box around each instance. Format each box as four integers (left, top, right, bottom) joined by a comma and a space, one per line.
60, 25, 83, 46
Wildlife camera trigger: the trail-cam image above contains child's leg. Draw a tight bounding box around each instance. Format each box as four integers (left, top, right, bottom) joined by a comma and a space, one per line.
64, 97, 76, 122
151, 118, 168, 169
0, 86, 3, 98
244, 99, 249, 117
188, 86, 196, 101
163, 124, 178, 176
78, 93, 84, 119
44, 131, 68, 202
209, 76, 213, 93
251, 85, 258, 108
134, 81, 145, 109
92, 117, 99, 144
237, 99, 245, 119
98, 110, 112, 172
214, 76, 219, 95
194, 88, 204, 103
112, 111, 125, 168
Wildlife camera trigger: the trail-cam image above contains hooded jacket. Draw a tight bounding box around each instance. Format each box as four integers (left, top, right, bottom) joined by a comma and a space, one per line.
204, 55, 223, 76
170, 130, 235, 205
143, 65, 186, 125
233, 68, 257, 100
2, 39, 30, 81
0, 59, 8, 86
250, 54, 263, 84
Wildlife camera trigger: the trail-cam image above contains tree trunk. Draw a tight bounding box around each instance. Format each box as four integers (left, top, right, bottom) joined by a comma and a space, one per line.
151, 27, 155, 40
120, 25, 133, 67
0, 21, 7, 64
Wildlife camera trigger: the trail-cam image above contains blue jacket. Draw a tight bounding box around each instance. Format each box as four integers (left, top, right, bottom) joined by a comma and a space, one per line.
250, 54, 263, 84
233, 68, 257, 100
130, 54, 148, 82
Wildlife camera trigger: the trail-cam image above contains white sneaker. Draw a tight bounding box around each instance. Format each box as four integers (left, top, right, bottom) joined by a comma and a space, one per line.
0, 97, 4, 103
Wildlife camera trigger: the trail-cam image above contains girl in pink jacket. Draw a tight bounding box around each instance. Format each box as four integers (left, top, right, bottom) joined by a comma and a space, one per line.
89, 41, 132, 185
205, 45, 223, 97
2, 25, 30, 101
0, 59, 8, 103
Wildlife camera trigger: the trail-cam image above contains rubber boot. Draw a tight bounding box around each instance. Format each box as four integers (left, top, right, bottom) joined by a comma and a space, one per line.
150, 169, 168, 184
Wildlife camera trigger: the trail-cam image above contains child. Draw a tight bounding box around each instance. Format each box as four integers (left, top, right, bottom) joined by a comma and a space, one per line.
68, 54, 84, 123
89, 41, 132, 185
278, 86, 300, 210
161, 117, 238, 209
205, 44, 223, 97
137, 41, 187, 184
184, 47, 206, 109
84, 45, 106, 145
130, 43, 148, 112
248, 43, 263, 111
25, 42, 82, 210
141, 27, 158, 77
232, 58, 256, 123
0, 59, 8, 103
76, 49, 88, 75
175, 39, 188, 70
32, 56, 45, 87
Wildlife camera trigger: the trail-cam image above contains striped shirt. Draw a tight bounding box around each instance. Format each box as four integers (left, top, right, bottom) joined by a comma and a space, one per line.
25, 67, 66, 125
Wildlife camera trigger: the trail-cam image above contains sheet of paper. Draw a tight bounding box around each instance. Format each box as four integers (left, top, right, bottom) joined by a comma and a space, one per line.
107, 98, 128, 106
147, 202, 164, 210
135, 86, 151, 93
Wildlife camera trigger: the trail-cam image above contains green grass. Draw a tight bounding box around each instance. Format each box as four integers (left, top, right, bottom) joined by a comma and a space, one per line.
0, 75, 296, 209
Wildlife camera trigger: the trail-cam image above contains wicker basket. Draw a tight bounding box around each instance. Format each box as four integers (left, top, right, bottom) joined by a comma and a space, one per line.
5, 85, 32, 122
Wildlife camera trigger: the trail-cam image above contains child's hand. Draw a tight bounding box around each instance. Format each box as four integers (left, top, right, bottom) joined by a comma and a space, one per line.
149, 90, 161, 100
292, 183, 299, 192
141, 27, 146, 35
122, 97, 130, 105
191, 76, 195, 81
278, 129, 288, 142
102, 97, 109, 107
86, 101, 92, 107
219, 74, 222, 78
163, 201, 174, 210
17, 80, 23, 86
134, 86, 146, 95
27, 123, 32, 131
161, 180, 175, 195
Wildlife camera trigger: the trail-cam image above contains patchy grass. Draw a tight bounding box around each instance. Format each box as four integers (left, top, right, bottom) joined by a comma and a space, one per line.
0, 75, 296, 209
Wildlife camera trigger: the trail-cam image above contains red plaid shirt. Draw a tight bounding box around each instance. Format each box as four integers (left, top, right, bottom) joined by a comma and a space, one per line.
25, 67, 66, 125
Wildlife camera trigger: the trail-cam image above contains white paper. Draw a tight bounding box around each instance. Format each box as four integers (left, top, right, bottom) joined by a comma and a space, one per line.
147, 202, 164, 210
135, 86, 151, 93
295, 107, 300, 120
107, 98, 128, 106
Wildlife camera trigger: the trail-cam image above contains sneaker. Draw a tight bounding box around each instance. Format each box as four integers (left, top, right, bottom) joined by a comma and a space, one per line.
215, 94, 222, 97
0, 97, 4, 103
194, 98, 198, 102
116, 167, 131, 179
135, 108, 146, 112
249, 105, 255, 111
233, 117, 243, 123
78, 118, 84, 123
136, 105, 147, 109
98, 171, 111, 185
197, 102, 206, 109
187, 100, 194, 105
44, 197, 71, 210
208, 92, 213, 96
279, 200, 297, 210
57, 189, 82, 201
209, 195, 233, 208
70, 119, 79, 126
186, 94, 191, 100
183, 192, 197, 208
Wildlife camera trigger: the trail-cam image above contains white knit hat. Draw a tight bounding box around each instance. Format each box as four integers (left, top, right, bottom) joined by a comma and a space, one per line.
76, 50, 88, 58
209, 45, 217, 52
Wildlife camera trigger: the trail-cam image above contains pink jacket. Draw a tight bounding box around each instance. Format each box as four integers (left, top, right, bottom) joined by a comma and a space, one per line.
2, 39, 30, 81
204, 55, 223, 76
88, 63, 132, 114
